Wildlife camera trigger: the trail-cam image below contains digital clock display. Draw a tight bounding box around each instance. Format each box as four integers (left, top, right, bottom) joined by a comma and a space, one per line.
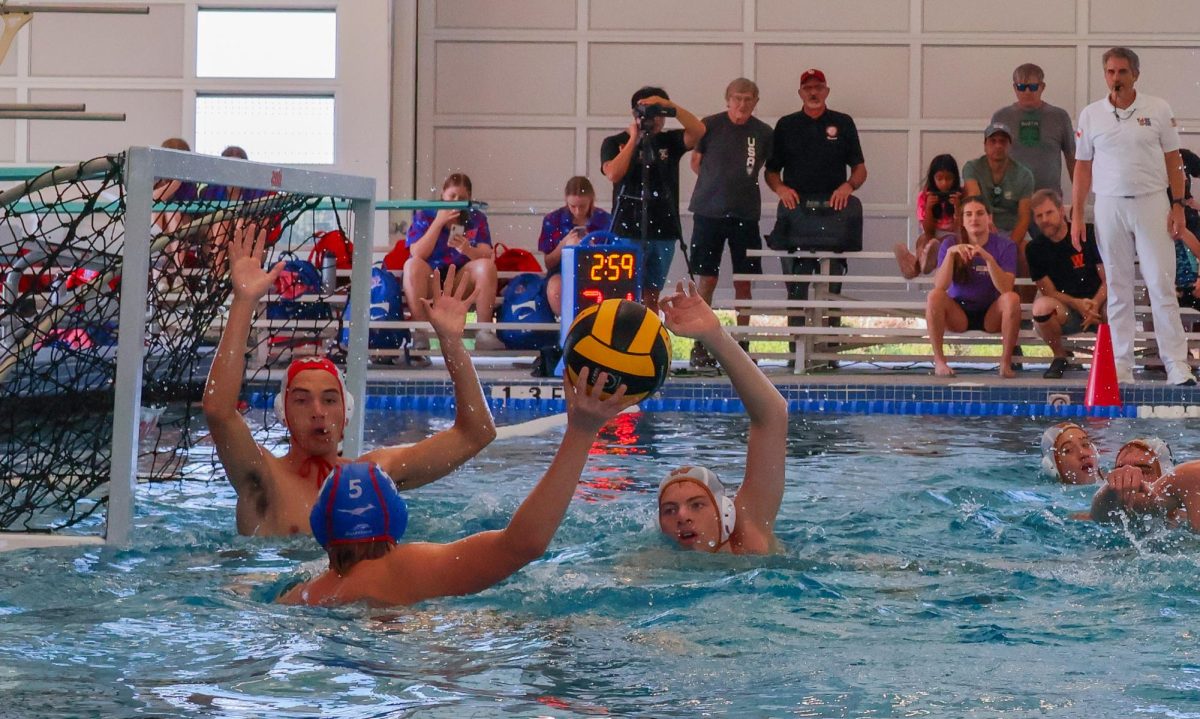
558, 244, 643, 364
575, 250, 639, 308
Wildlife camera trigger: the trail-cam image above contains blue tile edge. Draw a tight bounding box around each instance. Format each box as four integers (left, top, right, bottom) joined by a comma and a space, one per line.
244, 379, 1200, 420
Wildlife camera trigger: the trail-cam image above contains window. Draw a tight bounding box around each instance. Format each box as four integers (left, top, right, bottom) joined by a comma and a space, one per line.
196, 9, 336, 79
195, 96, 335, 165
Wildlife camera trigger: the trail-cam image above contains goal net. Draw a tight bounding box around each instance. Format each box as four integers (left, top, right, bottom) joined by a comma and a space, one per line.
0, 147, 375, 540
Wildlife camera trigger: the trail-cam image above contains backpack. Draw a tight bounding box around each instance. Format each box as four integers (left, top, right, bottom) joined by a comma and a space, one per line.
309, 229, 353, 270
496, 272, 557, 349
340, 266, 408, 350
494, 243, 543, 273
266, 255, 330, 321
382, 241, 410, 271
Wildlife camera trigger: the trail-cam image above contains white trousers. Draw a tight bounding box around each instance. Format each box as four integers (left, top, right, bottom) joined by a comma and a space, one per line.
1093, 193, 1188, 373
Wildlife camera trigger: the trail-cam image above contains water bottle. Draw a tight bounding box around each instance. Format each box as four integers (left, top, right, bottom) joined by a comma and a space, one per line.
321, 253, 337, 292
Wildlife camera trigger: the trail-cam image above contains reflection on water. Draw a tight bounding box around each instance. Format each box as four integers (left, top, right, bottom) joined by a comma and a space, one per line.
3, 412, 1200, 716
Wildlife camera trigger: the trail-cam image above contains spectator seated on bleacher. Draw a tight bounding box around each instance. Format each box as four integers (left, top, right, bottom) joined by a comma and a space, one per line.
1026, 189, 1104, 379
539, 176, 611, 317
401, 172, 503, 367
1175, 149, 1200, 315
895, 154, 962, 279
962, 123, 1035, 299
925, 196, 1021, 378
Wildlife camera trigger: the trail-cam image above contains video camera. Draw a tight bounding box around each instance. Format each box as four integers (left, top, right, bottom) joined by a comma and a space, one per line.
635, 102, 676, 131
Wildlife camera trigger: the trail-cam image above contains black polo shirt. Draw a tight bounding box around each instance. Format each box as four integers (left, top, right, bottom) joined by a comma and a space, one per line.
1026, 223, 1102, 298
600, 128, 688, 240
765, 108, 864, 195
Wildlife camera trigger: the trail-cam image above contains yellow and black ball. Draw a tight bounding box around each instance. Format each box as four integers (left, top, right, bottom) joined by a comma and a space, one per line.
563, 299, 671, 401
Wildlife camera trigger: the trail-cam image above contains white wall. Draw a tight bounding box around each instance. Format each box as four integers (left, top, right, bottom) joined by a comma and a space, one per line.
7, 0, 1200, 286
0, 0, 392, 222
404, 0, 1200, 297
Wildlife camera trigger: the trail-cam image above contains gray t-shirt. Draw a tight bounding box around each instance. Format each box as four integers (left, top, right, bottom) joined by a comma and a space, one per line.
962, 156, 1035, 235
688, 112, 774, 220
990, 102, 1075, 193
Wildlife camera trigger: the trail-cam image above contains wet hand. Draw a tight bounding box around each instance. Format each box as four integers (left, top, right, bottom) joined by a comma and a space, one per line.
1107, 465, 1154, 509
660, 280, 721, 342
564, 367, 633, 433
434, 208, 458, 226
421, 264, 477, 339
228, 221, 282, 302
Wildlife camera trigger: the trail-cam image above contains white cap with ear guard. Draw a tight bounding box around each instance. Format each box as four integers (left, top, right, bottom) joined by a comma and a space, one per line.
273, 356, 355, 428
1122, 437, 1176, 477
658, 465, 736, 546
1040, 422, 1083, 479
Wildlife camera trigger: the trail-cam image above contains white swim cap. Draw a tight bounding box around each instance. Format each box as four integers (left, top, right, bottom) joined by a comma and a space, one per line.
1040, 421, 1084, 479
273, 356, 356, 428
658, 465, 736, 546
1118, 437, 1175, 477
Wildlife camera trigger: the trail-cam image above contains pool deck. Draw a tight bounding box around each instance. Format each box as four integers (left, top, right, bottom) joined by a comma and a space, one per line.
245, 358, 1200, 420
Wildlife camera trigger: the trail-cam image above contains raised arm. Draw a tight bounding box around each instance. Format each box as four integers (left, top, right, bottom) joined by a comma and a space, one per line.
362, 264, 496, 487
661, 281, 788, 544
1150, 462, 1200, 532
202, 224, 281, 519
395, 370, 634, 603
602, 121, 640, 185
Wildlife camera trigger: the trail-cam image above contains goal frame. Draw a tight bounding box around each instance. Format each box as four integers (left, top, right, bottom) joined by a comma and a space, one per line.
108, 145, 376, 545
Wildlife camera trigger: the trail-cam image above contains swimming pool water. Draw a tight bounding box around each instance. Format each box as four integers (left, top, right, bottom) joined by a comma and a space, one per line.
3, 411, 1200, 717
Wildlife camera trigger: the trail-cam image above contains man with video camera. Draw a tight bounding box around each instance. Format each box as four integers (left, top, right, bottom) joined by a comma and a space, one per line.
601, 86, 705, 312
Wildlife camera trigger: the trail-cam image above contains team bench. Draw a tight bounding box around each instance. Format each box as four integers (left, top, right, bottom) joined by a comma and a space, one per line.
245, 265, 556, 367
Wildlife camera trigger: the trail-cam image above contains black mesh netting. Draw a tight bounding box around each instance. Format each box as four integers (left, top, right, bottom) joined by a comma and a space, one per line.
0, 154, 352, 531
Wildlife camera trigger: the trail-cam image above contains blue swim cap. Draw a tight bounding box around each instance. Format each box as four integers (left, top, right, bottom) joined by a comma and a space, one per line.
310, 462, 408, 550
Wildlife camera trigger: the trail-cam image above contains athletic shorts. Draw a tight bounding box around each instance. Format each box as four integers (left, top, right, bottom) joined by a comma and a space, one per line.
957, 299, 988, 332
1057, 306, 1085, 336
689, 215, 763, 277
1179, 287, 1200, 311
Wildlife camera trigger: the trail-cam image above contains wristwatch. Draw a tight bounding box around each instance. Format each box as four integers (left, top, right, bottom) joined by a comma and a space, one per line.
1171, 198, 1186, 207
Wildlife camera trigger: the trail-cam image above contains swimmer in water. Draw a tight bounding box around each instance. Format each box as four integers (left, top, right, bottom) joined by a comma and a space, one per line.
655, 281, 788, 555
1089, 438, 1200, 531
203, 222, 496, 537
278, 369, 638, 606
1041, 422, 1103, 484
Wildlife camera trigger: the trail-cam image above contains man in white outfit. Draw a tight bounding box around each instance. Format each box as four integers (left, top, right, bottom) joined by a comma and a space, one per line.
1071, 47, 1196, 386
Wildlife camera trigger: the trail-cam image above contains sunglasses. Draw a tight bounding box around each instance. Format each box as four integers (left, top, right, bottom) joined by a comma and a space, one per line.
1014, 82, 1041, 92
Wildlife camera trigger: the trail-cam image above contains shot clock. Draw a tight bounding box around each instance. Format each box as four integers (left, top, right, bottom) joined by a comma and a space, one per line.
558, 232, 642, 356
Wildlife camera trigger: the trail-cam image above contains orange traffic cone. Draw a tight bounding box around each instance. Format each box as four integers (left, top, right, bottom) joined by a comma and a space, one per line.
1085, 323, 1122, 407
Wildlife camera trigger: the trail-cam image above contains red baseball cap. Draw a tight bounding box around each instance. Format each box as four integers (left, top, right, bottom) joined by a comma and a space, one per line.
800, 68, 827, 85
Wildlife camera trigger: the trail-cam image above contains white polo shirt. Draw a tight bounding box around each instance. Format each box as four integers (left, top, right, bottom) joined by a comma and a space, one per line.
1076, 92, 1180, 197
